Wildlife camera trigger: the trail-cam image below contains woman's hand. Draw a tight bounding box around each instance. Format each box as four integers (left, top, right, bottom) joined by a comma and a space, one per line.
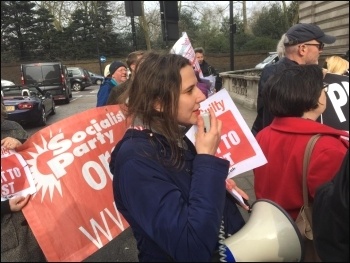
195, 108, 222, 155
9, 195, 31, 212
226, 178, 250, 211
1, 137, 22, 150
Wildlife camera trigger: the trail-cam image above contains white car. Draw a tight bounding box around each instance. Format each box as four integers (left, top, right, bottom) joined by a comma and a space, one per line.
1, 79, 16, 87
255, 52, 279, 69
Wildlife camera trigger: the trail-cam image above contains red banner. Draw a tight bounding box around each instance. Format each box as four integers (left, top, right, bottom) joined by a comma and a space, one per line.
17, 105, 130, 261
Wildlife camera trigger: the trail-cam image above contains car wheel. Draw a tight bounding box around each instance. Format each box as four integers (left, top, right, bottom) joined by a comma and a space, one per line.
50, 101, 56, 115
96, 79, 102, 85
38, 107, 47, 126
72, 82, 82, 91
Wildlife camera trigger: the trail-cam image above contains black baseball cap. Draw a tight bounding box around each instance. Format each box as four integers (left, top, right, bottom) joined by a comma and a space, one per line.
284, 23, 336, 46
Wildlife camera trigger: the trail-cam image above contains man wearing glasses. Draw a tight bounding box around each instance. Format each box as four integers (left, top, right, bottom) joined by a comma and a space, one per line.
96, 61, 127, 107
251, 23, 336, 136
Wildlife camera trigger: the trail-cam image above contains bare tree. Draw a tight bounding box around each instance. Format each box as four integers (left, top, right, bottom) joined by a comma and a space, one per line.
34, 1, 75, 31
139, 2, 151, 50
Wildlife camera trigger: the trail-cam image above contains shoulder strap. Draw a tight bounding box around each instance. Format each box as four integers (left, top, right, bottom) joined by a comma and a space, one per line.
302, 134, 321, 206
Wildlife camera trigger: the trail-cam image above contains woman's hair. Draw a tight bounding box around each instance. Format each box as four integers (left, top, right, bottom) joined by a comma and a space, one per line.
123, 51, 192, 167
263, 64, 324, 117
323, 56, 349, 75
126, 50, 144, 70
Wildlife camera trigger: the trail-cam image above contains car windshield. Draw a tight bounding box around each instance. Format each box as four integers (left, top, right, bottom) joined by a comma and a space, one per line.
262, 54, 278, 63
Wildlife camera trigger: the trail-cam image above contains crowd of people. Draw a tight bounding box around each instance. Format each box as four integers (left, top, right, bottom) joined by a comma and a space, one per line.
2, 21, 349, 262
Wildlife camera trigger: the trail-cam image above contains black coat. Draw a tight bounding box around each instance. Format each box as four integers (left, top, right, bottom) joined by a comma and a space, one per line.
200, 60, 222, 92
313, 149, 349, 262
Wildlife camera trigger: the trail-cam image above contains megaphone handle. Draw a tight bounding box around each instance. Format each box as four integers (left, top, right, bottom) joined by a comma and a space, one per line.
226, 186, 252, 212
243, 198, 252, 213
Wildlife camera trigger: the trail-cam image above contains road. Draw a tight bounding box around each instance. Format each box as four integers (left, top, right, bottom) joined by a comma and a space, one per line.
23, 84, 139, 262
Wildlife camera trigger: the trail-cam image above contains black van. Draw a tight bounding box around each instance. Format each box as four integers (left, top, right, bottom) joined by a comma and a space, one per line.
20, 62, 72, 104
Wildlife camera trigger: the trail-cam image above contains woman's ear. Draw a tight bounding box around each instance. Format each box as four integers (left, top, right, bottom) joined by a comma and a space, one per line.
153, 99, 163, 112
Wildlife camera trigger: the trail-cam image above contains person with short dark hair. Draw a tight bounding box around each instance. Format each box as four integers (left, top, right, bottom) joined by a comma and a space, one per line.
251, 23, 336, 136
110, 51, 248, 262
253, 64, 349, 221
194, 47, 222, 92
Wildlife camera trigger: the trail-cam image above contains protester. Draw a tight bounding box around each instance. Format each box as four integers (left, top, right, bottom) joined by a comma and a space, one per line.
251, 23, 336, 136
106, 51, 144, 105
96, 61, 127, 107
319, 55, 349, 131
110, 51, 248, 262
253, 64, 349, 221
312, 149, 349, 262
1, 103, 46, 262
194, 47, 222, 92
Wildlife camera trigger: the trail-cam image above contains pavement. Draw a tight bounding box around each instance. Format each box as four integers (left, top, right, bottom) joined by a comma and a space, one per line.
84, 102, 258, 262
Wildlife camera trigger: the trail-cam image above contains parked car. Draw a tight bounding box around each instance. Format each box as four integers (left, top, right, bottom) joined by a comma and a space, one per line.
88, 71, 104, 85
255, 52, 279, 69
67, 67, 92, 91
2, 85, 56, 126
1, 79, 16, 87
20, 62, 72, 104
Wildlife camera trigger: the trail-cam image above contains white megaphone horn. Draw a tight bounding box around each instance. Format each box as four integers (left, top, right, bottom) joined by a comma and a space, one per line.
221, 199, 304, 262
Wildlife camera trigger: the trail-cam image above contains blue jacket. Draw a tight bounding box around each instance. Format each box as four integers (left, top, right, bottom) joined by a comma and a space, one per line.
96, 77, 118, 107
110, 129, 245, 262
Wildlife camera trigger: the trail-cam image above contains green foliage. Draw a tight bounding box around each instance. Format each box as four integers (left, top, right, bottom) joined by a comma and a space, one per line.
287, 1, 300, 25
238, 36, 278, 52
1, 1, 301, 62
251, 3, 287, 39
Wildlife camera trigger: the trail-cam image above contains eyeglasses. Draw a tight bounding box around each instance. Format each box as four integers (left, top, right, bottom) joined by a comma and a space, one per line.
323, 82, 329, 92
303, 43, 325, 51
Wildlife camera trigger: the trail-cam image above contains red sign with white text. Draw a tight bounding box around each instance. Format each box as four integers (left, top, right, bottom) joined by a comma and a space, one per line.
17, 105, 130, 262
216, 110, 256, 165
1, 148, 35, 198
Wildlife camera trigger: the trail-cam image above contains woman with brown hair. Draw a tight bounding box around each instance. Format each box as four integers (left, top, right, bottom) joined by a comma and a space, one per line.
110, 51, 248, 262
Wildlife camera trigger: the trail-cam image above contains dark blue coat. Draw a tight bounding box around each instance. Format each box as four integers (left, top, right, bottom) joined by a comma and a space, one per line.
110, 129, 245, 262
96, 77, 118, 107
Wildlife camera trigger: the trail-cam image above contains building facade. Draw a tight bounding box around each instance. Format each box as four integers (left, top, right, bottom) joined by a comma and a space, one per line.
299, 1, 349, 57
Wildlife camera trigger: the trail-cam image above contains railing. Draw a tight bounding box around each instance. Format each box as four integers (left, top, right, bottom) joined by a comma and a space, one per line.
219, 68, 262, 110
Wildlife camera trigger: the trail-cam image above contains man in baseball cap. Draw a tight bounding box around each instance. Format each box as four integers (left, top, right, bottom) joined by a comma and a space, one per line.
97, 61, 127, 107
251, 23, 336, 136
284, 23, 336, 46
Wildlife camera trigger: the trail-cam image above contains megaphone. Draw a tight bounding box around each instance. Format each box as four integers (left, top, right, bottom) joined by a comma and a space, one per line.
221, 199, 304, 262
